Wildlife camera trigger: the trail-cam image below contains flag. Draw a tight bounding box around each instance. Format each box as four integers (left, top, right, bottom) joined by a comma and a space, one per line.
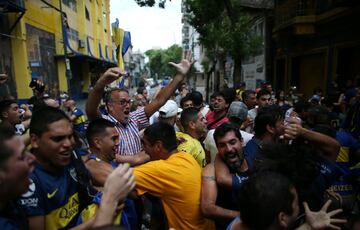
111, 24, 124, 69
122, 31, 132, 56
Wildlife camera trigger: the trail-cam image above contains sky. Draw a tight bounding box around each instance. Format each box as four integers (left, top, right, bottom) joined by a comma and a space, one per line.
109, 0, 183, 53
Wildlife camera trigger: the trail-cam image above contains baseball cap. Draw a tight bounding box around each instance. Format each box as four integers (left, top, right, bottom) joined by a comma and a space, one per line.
227, 101, 248, 121
159, 100, 182, 118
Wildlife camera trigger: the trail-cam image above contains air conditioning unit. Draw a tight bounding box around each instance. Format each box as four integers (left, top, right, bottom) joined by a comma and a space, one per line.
78, 39, 85, 48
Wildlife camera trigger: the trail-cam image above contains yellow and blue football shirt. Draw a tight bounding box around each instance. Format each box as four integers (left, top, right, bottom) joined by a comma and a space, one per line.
18, 161, 82, 229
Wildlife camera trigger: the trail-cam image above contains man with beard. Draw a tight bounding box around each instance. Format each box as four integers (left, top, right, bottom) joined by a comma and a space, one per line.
201, 122, 250, 229
86, 54, 194, 166
245, 105, 285, 168
213, 105, 285, 190
177, 107, 208, 167
206, 92, 230, 130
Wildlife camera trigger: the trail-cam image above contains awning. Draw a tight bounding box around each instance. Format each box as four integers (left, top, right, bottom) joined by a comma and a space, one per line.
55, 53, 117, 68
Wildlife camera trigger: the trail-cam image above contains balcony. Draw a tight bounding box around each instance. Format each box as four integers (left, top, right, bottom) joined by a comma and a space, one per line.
274, 0, 316, 34
273, 0, 356, 34
0, 0, 26, 33
0, 0, 25, 13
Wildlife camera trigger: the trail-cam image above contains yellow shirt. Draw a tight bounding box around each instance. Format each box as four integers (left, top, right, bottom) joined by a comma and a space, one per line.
176, 132, 206, 168
133, 152, 215, 230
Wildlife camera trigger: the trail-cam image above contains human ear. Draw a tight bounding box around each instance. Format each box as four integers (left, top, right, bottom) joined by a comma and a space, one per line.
30, 133, 40, 149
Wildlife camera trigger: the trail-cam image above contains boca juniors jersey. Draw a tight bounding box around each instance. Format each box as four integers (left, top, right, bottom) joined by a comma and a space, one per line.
18, 161, 83, 229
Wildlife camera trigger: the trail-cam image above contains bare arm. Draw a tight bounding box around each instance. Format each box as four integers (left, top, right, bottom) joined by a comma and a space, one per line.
115, 151, 150, 167
22, 119, 31, 129
144, 51, 194, 117
86, 68, 127, 121
214, 154, 233, 189
85, 161, 113, 187
28, 216, 45, 230
22, 130, 31, 146
201, 164, 240, 219
301, 128, 340, 162
285, 117, 340, 162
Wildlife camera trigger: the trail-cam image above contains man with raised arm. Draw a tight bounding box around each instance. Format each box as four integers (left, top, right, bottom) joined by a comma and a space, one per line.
86, 52, 193, 166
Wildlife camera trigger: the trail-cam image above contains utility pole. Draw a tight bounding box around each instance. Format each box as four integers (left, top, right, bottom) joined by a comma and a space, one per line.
59, 0, 72, 97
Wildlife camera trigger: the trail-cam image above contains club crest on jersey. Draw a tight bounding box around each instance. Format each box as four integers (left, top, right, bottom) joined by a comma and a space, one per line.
69, 168, 78, 182
22, 179, 36, 198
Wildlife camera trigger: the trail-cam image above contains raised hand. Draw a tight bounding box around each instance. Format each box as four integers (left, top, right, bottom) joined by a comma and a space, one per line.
102, 163, 135, 203
284, 116, 303, 140
303, 200, 346, 230
168, 50, 195, 76
98, 67, 127, 87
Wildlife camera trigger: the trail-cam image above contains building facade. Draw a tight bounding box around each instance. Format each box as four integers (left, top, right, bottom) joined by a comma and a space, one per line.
181, 0, 207, 96
273, 0, 360, 98
0, 0, 116, 102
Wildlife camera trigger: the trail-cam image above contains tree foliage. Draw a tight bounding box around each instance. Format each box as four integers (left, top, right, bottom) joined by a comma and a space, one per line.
145, 44, 182, 79
184, 0, 263, 85
134, 0, 171, 8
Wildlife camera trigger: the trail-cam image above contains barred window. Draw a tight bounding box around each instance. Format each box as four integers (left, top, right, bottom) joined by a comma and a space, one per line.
62, 0, 77, 12
67, 28, 79, 41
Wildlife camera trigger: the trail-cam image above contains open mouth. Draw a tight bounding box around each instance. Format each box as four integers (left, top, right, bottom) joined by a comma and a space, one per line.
59, 151, 71, 157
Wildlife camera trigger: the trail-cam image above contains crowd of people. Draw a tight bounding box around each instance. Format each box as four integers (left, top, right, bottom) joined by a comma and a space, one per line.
0, 52, 360, 230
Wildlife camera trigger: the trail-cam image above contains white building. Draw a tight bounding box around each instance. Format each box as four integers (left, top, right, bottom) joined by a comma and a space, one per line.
181, 0, 206, 95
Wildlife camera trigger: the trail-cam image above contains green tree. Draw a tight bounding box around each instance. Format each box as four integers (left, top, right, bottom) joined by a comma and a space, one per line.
145, 44, 182, 79
134, 0, 171, 8
185, 0, 263, 88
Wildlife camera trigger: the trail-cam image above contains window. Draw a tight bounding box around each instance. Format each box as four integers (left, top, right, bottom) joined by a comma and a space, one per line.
67, 28, 79, 41
62, 0, 77, 12
85, 7, 90, 20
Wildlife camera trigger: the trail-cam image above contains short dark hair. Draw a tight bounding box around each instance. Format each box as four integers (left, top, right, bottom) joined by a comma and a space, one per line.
189, 91, 203, 107
144, 122, 178, 152
137, 87, 146, 95
254, 105, 284, 137
256, 89, 271, 99
180, 94, 192, 108
210, 92, 220, 100
221, 88, 236, 105
180, 107, 199, 130
0, 124, 16, 168
29, 106, 70, 137
242, 90, 256, 102
238, 172, 295, 230
214, 122, 242, 146
254, 142, 321, 209
86, 118, 115, 145
294, 99, 310, 114
0, 99, 17, 119
104, 88, 129, 104
307, 105, 330, 127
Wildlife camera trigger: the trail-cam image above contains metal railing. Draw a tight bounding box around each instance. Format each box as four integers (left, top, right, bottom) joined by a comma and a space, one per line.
274, 0, 355, 28
0, 0, 25, 12
275, 0, 315, 28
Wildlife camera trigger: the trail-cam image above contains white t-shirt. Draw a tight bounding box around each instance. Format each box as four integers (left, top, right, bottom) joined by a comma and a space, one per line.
203, 129, 253, 163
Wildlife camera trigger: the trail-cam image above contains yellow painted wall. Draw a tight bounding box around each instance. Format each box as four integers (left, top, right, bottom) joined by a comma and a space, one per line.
9, 0, 113, 99
57, 60, 68, 92
8, 18, 32, 99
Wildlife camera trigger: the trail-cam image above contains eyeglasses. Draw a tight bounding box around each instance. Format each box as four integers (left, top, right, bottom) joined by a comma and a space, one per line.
110, 99, 132, 106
